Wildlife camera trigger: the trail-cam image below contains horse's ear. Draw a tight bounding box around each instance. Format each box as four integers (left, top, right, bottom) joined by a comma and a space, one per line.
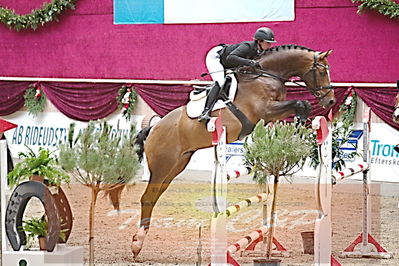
319, 49, 333, 60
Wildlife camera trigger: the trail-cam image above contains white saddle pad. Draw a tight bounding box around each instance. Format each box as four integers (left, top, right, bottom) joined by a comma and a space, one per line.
186, 75, 237, 119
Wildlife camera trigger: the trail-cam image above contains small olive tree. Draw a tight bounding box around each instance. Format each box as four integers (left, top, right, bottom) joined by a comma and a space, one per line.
58, 120, 140, 266
244, 120, 312, 258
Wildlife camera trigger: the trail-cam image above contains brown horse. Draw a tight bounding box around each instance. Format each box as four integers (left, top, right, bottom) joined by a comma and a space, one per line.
393, 93, 399, 124
131, 45, 335, 257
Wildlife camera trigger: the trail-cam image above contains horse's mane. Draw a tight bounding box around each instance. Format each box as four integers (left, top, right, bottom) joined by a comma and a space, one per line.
258, 44, 315, 58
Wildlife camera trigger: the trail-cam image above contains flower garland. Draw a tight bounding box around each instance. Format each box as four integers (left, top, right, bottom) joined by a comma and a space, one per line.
352, 0, 399, 19
24, 83, 46, 115
0, 0, 77, 31
309, 89, 359, 171
116, 85, 137, 120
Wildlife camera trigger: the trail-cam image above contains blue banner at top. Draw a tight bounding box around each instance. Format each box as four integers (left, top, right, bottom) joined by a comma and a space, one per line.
114, 0, 164, 24
114, 0, 295, 25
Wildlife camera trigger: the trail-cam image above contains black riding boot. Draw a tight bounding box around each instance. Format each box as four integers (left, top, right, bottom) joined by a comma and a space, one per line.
198, 82, 221, 122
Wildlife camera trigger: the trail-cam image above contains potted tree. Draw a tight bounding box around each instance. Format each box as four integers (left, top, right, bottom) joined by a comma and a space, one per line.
7, 146, 70, 188
58, 120, 140, 266
244, 119, 312, 262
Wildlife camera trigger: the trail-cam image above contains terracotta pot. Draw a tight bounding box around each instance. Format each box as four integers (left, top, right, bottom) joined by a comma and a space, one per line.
38, 236, 46, 251
30, 175, 44, 183
300, 231, 314, 254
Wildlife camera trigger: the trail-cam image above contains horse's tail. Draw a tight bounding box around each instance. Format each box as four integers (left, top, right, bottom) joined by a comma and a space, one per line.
134, 126, 152, 162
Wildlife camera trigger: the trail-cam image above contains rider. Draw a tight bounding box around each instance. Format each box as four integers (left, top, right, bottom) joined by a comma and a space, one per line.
199, 27, 277, 121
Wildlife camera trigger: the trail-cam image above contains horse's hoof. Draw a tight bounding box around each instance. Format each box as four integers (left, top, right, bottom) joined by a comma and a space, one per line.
131, 242, 142, 258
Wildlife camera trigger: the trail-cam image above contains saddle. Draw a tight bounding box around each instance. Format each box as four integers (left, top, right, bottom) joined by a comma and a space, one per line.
186, 76, 254, 140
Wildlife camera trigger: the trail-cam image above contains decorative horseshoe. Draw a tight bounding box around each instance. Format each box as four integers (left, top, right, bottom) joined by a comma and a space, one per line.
5, 181, 60, 252
52, 186, 73, 243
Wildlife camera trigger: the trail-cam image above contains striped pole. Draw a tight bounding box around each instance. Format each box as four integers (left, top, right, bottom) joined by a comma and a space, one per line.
332, 163, 369, 182
224, 193, 268, 217
226, 166, 250, 181
227, 226, 268, 254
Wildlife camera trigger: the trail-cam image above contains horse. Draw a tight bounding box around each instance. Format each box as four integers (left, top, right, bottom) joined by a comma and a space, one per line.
131, 45, 336, 257
393, 93, 399, 124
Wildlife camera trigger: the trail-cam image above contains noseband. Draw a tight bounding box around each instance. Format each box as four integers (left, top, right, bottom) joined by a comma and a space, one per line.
304, 53, 334, 100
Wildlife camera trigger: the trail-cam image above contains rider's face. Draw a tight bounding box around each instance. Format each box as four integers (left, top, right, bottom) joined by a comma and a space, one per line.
259, 40, 272, 50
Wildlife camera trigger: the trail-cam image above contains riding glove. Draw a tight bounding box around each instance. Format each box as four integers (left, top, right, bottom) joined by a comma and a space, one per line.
248, 60, 261, 69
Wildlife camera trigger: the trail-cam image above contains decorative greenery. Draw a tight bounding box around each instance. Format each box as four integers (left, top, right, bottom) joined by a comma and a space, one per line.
352, 0, 399, 18
244, 119, 313, 184
309, 91, 360, 171
0, 0, 77, 31
21, 217, 47, 238
116, 85, 138, 120
24, 85, 46, 116
7, 146, 70, 188
20, 216, 69, 247
58, 120, 140, 266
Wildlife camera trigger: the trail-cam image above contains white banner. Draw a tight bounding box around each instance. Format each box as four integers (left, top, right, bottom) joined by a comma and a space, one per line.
164, 0, 295, 24
2, 111, 142, 159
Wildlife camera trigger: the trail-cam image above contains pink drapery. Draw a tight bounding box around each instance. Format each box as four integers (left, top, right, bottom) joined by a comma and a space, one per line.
0, 81, 397, 130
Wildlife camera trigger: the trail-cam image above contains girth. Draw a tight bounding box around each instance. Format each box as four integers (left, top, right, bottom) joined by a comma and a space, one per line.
218, 91, 255, 140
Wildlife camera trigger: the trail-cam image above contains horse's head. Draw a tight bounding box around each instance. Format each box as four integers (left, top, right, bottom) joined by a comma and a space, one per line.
301, 50, 335, 109
393, 93, 399, 124
257, 46, 336, 109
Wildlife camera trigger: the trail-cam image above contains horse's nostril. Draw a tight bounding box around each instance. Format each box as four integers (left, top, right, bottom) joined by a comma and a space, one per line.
329, 99, 335, 106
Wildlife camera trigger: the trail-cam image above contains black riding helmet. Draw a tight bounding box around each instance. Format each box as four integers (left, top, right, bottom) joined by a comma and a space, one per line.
254, 27, 276, 43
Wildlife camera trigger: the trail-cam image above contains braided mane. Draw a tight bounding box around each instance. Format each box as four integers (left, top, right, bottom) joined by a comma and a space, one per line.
259, 44, 315, 58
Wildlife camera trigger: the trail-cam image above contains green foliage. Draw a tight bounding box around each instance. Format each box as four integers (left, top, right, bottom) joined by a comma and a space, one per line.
0, 0, 77, 31
309, 92, 359, 171
20, 216, 69, 243
352, 0, 399, 18
20, 217, 47, 238
23, 86, 46, 116
244, 120, 313, 184
7, 147, 70, 188
116, 85, 138, 121
58, 120, 140, 186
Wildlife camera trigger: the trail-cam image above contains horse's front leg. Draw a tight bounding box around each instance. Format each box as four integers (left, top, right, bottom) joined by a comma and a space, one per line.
263, 100, 312, 122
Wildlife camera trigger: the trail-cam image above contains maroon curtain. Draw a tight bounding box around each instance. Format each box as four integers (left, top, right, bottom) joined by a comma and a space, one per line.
134, 84, 192, 117
1, 81, 397, 131
286, 86, 351, 119
0, 81, 30, 115
355, 87, 399, 131
42, 82, 122, 121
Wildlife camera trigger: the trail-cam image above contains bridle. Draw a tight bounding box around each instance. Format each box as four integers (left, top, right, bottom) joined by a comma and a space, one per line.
236, 52, 334, 100
302, 53, 334, 100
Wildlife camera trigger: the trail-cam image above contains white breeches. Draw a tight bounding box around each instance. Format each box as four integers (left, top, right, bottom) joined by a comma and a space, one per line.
205, 45, 237, 102
205, 45, 226, 87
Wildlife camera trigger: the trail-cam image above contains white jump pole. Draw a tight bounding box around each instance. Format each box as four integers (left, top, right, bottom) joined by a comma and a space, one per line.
312, 116, 334, 266
340, 107, 392, 259
210, 121, 227, 266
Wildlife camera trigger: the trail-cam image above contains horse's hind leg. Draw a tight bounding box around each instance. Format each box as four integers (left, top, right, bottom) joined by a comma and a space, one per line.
131, 151, 194, 258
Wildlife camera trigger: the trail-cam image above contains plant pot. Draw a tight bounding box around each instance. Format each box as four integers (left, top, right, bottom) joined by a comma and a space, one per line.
38, 236, 46, 251
300, 231, 314, 254
253, 258, 281, 266
30, 175, 44, 183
